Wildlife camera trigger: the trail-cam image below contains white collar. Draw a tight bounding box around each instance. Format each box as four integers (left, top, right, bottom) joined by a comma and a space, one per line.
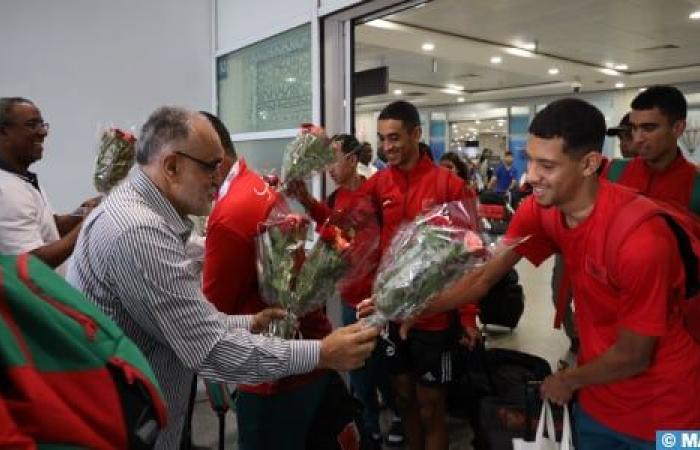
218, 160, 241, 200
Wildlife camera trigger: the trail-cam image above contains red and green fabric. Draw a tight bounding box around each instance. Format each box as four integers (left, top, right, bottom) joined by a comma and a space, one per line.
0, 253, 168, 449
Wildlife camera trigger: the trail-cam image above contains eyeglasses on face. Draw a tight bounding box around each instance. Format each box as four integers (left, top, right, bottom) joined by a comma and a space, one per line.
2, 119, 50, 131
174, 151, 222, 174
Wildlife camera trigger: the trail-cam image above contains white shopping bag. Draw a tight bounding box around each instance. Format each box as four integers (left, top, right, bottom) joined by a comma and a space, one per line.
512, 400, 574, 450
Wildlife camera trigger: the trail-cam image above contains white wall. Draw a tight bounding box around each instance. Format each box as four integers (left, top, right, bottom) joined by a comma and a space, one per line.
0, 0, 214, 211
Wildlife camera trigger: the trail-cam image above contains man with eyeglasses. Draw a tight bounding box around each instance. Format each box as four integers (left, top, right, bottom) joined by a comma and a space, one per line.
0, 97, 96, 272
67, 106, 379, 449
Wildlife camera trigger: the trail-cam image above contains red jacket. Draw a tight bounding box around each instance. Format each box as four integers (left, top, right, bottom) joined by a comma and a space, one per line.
203, 159, 331, 395
307, 154, 479, 331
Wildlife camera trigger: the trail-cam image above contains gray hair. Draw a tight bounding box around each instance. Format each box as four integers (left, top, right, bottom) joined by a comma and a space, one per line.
136, 106, 194, 164
0, 97, 34, 126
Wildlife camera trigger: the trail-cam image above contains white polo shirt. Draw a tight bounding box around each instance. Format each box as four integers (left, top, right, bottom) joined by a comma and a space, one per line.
0, 168, 60, 256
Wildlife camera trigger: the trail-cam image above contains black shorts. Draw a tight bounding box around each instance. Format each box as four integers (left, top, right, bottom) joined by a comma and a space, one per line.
380, 322, 456, 386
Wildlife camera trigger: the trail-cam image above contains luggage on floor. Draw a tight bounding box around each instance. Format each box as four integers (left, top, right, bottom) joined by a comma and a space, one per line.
478, 269, 525, 330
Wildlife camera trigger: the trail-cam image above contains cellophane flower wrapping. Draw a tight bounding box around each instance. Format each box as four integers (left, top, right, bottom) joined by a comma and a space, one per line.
255, 197, 379, 338
364, 201, 492, 327
280, 124, 334, 187
94, 127, 137, 194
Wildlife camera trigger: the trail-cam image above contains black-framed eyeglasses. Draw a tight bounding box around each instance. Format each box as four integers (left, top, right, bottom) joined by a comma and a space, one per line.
2, 119, 50, 131
174, 151, 222, 174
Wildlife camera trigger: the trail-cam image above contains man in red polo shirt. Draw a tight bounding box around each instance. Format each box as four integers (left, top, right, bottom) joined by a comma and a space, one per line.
201, 113, 377, 450
408, 98, 700, 449
604, 85, 699, 216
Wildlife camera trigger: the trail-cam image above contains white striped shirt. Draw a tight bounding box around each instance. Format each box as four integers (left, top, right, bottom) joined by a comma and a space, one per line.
67, 168, 320, 449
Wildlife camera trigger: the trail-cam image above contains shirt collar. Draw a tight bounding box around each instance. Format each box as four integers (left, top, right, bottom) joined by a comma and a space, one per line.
129, 168, 193, 241
217, 158, 243, 200
389, 152, 435, 178
0, 157, 40, 191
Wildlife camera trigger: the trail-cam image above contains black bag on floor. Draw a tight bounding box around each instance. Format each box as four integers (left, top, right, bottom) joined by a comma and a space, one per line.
306, 371, 362, 450
448, 343, 553, 450
478, 269, 525, 330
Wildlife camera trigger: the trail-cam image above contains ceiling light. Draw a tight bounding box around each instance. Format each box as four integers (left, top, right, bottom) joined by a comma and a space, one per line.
457, 97, 465, 103
604, 61, 615, 69
446, 83, 464, 91
639, 87, 647, 92
366, 19, 398, 30
615, 82, 625, 89
614, 64, 628, 70
505, 47, 535, 58
490, 56, 502, 64
475, 120, 481, 124
513, 40, 536, 51
440, 88, 462, 95
548, 68, 560, 75
599, 68, 621, 76
421, 42, 435, 52
393, 89, 403, 95
690, 10, 700, 20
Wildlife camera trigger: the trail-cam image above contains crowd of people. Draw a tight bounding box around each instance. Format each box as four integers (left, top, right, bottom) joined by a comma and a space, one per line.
0, 83, 698, 450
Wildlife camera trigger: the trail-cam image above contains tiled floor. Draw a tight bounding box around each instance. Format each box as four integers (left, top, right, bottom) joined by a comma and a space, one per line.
191, 257, 571, 449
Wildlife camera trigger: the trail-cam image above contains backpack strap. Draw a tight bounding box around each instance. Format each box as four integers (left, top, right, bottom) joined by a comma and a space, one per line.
604, 197, 663, 289
604, 196, 699, 298
690, 171, 700, 216
605, 159, 632, 183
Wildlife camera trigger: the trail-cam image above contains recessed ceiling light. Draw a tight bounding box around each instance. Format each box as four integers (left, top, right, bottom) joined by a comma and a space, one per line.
690, 10, 700, 20
393, 89, 403, 95
599, 68, 621, 76
440, 88, 462, 95
446, 83, 464, 91
490, 56, 503, 64
366, 19, 398, 30
422, 42, 435, 52
614, 64, 628, 70
615, 82, 625, 89
548, 68, 560, 75
604, 62, 615, 69
475, 120, 481, 124
457, 97, 465, 103
513, 40, 536, 51
505, 47, 535, 58
639, 87, 647, 92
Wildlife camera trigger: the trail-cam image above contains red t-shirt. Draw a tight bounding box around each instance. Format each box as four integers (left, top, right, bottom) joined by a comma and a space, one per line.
307, 184, 379, 308
506, 180, 700, 440
203, 159, 331, 395
308, 154, 479, 331
602, 151, 698, 214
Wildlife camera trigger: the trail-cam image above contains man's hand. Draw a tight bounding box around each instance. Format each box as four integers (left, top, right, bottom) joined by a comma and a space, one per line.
250, 307, 288, 334
318, 322, 379, 371
285, 180, 312, 204
355, 297, 376, 320
459, 326, 482, 351
540, 371, 577, 406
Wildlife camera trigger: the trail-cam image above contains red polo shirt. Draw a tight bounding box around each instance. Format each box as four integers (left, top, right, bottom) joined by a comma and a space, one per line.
506, 180, 700, 440
203, 159, 331, 395
602, 150, 698, 214
307, 154, 479, 331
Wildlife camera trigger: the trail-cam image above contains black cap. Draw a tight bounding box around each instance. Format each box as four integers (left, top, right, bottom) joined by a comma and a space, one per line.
606, 113, 631, 137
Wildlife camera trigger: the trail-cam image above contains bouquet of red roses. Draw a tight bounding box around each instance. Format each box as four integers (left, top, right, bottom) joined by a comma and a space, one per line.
280, 123, 334, 188
256, 198, 379, 338
94, 127, 137, 193
364, 201, 494, 327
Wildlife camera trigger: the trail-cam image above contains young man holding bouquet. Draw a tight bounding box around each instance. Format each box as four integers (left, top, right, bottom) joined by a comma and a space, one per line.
402, 98, 700, 449
293, 101, 480, 450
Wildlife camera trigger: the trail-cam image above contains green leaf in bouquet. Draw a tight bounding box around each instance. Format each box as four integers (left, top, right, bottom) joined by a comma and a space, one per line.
281, 133, 334, 184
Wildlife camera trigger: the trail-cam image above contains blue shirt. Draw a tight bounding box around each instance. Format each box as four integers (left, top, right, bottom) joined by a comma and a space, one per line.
494, 163, 518, 193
